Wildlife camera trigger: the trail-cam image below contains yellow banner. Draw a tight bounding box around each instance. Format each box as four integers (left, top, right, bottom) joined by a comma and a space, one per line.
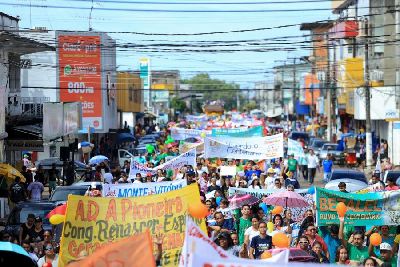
59, 183, 206, 267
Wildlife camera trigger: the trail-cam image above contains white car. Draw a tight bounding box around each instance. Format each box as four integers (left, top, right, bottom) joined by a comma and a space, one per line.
325, 169, 368, 192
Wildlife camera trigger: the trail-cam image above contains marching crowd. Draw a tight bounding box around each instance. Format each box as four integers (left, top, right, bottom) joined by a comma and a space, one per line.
1, 120, 400, 267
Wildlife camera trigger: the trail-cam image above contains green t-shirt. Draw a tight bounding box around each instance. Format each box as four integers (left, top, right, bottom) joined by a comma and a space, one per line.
379, 256, 398, 267
238, 217, 252, 245
288, 158, 298, 171
347, 244, 369, 263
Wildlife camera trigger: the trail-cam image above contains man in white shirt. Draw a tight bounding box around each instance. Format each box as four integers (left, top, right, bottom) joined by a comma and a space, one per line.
307, 149, 319, 184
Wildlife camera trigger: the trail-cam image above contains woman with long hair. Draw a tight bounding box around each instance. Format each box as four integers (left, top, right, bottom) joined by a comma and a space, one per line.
335, 245, 350, 265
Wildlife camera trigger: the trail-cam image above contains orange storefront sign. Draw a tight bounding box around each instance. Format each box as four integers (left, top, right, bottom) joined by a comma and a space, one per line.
58, 35, 102, 129
303, 73, 320, 105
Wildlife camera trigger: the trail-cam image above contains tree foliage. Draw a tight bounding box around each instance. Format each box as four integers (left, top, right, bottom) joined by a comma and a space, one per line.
181, 73, 243, 112
170, 97, 187, 112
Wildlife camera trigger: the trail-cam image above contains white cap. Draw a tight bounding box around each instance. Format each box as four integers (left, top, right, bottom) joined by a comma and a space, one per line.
380, 242, 392, 251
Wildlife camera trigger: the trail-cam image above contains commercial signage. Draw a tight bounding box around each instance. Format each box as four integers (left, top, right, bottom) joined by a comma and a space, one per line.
316, 188, 400, 226
139, 57, 150, 89
6, 140, 44, 152
58, 35, 103, 130
59, 184, 206, 267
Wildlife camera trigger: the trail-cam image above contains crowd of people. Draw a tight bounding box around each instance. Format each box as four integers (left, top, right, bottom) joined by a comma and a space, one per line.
1, 118, 399, 267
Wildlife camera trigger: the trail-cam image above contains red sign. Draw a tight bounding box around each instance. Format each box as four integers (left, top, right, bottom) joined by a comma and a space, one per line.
329, 20, 359, 39
58, 35, 102, 128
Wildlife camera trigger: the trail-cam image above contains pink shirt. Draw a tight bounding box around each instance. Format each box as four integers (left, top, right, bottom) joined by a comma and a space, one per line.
385, 185, 399, 191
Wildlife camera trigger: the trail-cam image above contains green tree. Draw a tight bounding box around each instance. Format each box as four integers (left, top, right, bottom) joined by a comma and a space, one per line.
170, 97, 187, 113
181, 73, 243, 112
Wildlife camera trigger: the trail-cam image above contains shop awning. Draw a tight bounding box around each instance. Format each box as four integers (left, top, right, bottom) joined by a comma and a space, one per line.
0, 31, 55, 55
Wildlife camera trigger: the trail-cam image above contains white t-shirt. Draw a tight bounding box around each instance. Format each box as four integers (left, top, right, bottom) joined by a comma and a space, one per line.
244, 227, 260, 245
307, 154, 319, 168
37, 254, 59, 267
264, 177, 275, 189
104, 173, 113, 184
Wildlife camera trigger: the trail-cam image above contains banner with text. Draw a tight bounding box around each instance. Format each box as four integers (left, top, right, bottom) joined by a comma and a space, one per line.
204, 134, 283, 160
211, 126, 263, 137
128, 149, 196, 179
102, 180, 187, 197
228, 187, 313, 222
316, 188, 400, 226
59, 183, 206, 267
170, 128, 211, 140
287, 139, 305, 159
180, 217, 288, 267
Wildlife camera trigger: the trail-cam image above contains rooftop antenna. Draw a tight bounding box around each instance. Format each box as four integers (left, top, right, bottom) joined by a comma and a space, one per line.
89, 0, 94, 31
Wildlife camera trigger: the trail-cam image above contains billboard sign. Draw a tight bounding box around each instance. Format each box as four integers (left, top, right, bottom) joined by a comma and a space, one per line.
58, 35, 103, 130
139, 58, 150, 89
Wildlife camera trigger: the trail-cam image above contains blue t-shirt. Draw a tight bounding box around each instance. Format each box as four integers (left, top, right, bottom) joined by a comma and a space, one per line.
322, 160, 333, 173
322, 232, 341, 263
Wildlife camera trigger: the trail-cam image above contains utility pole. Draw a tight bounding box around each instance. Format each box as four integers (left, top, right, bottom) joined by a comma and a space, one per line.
292, 58, 297, 121
326, 33, 332, 141
364, 19, 373, 170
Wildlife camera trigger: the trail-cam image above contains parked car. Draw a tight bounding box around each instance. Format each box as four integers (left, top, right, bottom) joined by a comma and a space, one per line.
318, 143, 344, 164
309, 139, 328, 156
1, 202, 56, 237
325, 169, 368, 192
48, 185, 89, 205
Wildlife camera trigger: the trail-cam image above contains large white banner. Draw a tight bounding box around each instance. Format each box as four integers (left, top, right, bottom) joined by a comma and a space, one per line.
204, 133, 283, 160
180, 217, 288, 267
170, 128, 211, 140
102, 179, 187, 197
189, 253, 334, 267
128, 149, 196, 179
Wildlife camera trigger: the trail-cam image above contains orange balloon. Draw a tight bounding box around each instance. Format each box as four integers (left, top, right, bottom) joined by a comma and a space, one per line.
272, 206, 283, 215
272, 232, 289, 248
336, 202, 347, 217
260, 251, 272, 259
370, 233, 382, 246
188, 202, 208, 219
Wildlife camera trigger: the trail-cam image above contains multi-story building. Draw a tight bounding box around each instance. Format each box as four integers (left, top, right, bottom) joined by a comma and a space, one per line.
330, 0, 400, 164
0, 14, 54, 164
274, 61, 312, 120
116, 72, 144, 129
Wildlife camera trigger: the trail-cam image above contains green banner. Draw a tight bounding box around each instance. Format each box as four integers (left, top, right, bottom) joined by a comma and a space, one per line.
211, 126, 263, 137
316, 188, 400, 226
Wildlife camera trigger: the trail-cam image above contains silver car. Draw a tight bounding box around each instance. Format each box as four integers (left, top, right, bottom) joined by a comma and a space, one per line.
325, 169, 368, 192
319, 143, 343, 163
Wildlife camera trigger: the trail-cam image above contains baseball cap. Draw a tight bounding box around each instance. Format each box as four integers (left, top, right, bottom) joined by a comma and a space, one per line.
35, 216, 42, 222
380, 242, 392, 251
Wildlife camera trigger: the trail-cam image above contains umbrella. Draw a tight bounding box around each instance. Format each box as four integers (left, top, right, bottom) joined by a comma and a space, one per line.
228, 194, 260, 209
0, 241, 37, 267
89, 155, 108, 165
263, 190, 308, 208
267, 248, 315, 262
117, 132, 136, 144
0, 163, 25, 184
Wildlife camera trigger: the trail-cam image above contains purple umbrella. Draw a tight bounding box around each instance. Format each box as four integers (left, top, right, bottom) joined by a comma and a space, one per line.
228, 193, 260, 209
263, 190, 308, 208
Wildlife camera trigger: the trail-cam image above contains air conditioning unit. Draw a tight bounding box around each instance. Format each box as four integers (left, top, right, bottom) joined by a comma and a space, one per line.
358, 20, 366, 37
